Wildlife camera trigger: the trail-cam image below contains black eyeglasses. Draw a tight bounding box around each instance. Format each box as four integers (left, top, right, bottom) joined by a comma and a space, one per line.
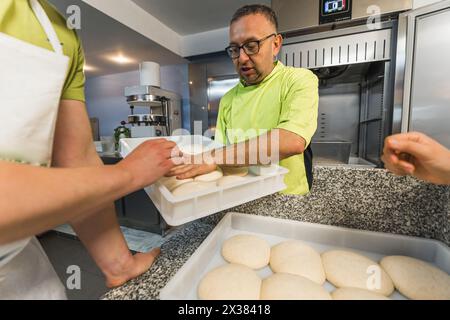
225, 33, 277, 59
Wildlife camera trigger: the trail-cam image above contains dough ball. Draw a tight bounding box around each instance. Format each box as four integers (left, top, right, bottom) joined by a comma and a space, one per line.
194, 170, 223, 183
160, 176, 194, 192
217, 175, 247, 187
222, 234, 271, 269
260, 273, 332, 300
331, 287, 391, 300
322, 250, 394, 296
171, 182, 210, 197
380, 256, 450, 300
222, 166, 249, 177
198, 264, 261, 300
270, 240, 326, 284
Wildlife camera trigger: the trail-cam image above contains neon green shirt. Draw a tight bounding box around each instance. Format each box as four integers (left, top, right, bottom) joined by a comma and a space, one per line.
0, 0, 85, 102
216, 61, 319, 195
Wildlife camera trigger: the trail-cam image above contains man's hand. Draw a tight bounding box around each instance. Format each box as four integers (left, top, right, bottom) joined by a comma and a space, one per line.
381, 132, 450, 185
118, 139, 182, 189
166, 163, 217, 179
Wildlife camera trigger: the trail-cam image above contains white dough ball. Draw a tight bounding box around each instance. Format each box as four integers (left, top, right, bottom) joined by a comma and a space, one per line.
171, 182, 210, 197
217, 175, 247, 187
194, 170, 223, 183
322, 250, 394, 296
260, 273, 332, 300
270, 240, 326, 284
380, 256, 450, 300
331, 287, 391, 300
222, 234, 271, 269
198, 264, 261, 300
160, 176, 194, 191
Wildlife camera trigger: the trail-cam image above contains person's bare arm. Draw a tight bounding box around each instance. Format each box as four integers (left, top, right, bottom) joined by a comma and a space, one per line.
0, 137, 176, 246
51, 99, 173, 287
0, 161, 132, 245
167, 128, 305, 179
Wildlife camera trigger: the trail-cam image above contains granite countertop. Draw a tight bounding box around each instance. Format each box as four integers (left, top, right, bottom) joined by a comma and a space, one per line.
102, 166, 450, 300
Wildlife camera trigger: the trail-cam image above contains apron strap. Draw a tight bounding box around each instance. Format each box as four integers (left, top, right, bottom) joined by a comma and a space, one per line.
29, 0, 64, 55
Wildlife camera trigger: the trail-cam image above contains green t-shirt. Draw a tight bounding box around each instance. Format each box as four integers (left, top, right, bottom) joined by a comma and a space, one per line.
0, 0, 85, 102
216, 61, 319, 195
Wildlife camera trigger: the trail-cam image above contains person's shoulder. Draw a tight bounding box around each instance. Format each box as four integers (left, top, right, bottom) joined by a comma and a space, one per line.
42, 1, 82, 45
281, 65, 318, 83
221, 83, 239, 103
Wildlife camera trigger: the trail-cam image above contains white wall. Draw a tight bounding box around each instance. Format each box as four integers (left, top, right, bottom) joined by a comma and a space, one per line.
85, 64, 190, 138
413, 0, 444, 8
181, 27, 229, 57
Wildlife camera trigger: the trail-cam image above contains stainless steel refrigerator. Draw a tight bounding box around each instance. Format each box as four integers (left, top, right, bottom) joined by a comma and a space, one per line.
394, 0, 450, 148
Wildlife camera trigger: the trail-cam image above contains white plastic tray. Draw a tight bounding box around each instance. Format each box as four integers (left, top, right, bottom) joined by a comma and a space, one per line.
119, 136, 289, 226
159, 212, 450, 300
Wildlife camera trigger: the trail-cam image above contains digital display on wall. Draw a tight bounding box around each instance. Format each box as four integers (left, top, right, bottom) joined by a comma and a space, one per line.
323, 0, 347, 15
319, 0, 352, 24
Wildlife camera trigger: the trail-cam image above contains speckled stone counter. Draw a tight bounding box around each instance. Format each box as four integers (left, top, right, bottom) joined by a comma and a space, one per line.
102, 166, 450, 300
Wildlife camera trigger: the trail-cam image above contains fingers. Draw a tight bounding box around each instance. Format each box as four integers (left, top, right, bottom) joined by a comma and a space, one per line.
383, 162, 409, 176
384, 132, 432, 158
387, 138, 427, 160
146, 140, 182, 160
382, 133, 429, 176
166, 164, 195, 177
176, 167, 202, 179
382, 146, 416, 176
166, 164, 212, 179
169, 156, 184, 166
397, 159, 415, 174
176, 164, 216, 180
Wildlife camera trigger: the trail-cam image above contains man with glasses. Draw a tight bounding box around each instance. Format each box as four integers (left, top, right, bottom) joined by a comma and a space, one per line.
169, 4, 319, 195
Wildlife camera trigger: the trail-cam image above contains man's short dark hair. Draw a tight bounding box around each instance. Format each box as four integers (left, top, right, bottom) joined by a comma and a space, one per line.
230, 4, 278, 30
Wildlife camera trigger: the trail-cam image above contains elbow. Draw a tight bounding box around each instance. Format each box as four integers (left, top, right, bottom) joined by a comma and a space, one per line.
280, 138, 306, 159
273, 129, 306, 159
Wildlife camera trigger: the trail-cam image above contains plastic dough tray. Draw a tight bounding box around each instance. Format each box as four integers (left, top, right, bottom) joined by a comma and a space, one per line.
119, 136, 289, 226
159, 212, 450, 300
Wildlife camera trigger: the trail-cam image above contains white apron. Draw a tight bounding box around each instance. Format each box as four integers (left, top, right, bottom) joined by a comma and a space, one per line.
0, 0, 69, 300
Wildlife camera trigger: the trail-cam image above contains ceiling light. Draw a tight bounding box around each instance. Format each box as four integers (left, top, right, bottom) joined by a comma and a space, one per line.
108, 53, 134, 64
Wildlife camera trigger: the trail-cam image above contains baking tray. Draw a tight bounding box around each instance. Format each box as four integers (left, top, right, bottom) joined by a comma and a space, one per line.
159, 212, 450, 300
